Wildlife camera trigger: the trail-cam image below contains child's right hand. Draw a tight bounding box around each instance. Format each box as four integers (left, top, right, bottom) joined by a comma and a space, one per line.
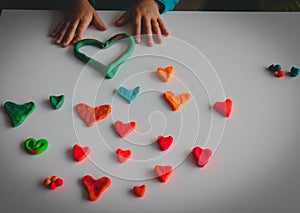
51, 0, 107, 47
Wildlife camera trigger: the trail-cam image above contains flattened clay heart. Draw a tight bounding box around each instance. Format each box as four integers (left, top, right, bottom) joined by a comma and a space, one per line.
74, 33, 135, 79
192, 146, 212, 168
73, 144, 90, 162
157, 66, 173, 82
163, 91, 191, 111
82, 175, 111, 201
116, 148, 132, 163
24, 138, 49, 155
133, 184, 147, 198
213, 99, 233, 118
154, 165, 173, 183
114, 120, 136, 138
49, 95, 64, 110
157, 135, 173, 151
76, 103, 111, 127
117, 86, 140, 104
4, 101, 36, 127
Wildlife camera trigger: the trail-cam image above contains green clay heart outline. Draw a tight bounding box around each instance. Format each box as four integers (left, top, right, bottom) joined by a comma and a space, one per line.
74, 33, 135, 79
24, 138, 49, 155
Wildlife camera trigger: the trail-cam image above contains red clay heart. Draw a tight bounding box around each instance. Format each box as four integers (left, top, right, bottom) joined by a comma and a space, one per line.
76, 103, 111, 127
157, 66, 173, 82
73, 144, 90, 162
157, 135, 173, 151
114, 120, 136, 138
276, 69, 285, 78
192, 146, 212, 168
133, 184, 147, 198
154, 165, 173, 183
213, 99, 233, 118
116, 148, 132, 163
82, 175, 111, 201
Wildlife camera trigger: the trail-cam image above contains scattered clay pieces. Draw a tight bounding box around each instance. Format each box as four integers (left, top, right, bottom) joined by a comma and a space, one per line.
44, 176, 64, 190
192, 146, 212, 168
24, 138, 49, 155
73, 144, 90, 162
4, 101, 36, 127
154, 165, 173, 183
157, 135, 173, 151
157, 66, 173, 82
82, 175, 111, 201
213, 99, 233, 118
133, 184, 147, 198
49, 95, 65, 110
76, 103, 111, 127
290, 66, 299, 77
116, 148, 132, 163
114, 120, 136, 138
117, 86, 140, 104
163, 91, 191, 111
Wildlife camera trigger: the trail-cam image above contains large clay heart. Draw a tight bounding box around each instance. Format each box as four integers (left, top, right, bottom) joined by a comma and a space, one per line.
154, 165, 173, 183
192, 146, 212, 168
4, 101, 36, 127
157, 135, 173, 151
73, 144, 90, 162
74, 33, 135, 79
114, 120, 136, 138
213, 99, 233, 118
82, 175, 111, 201
76, 103, 111, 127
24, 138, 49, 155
163, 91, 191, 111
117, 86, 140, 104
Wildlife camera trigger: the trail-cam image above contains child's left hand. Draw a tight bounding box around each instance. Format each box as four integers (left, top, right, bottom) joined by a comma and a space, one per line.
115, 0, 169, 46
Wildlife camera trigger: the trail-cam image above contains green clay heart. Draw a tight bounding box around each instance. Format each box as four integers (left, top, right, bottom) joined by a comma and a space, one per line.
4, 101, 36, 127
74, 33, 135, 79
49, 95, 65, 110
24, 138, 49, 155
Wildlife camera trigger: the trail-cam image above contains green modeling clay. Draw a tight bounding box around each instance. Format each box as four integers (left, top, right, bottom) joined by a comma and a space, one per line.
74, 33, 135, 79
4, 101, 36, 127
49, 95, 65, 109
24, 138, 49, 155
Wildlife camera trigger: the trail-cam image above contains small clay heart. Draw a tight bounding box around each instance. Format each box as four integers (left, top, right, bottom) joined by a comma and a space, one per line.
82, 175, 111, 201
157, 135, 173, 151
73, 144, 90, 162
133, 184, 147, 198
116, 148, 132, 163
157, 66, 173, 82
76, 103, 111, 127
154, 165, 173, 183
163, 91, 191, 111
114, 120, 136, 138
117, 86, 140, 104
24, 138, 49, 155
49, 95, 65, 110
213, 99, 233, 118
192, 146, 212, 168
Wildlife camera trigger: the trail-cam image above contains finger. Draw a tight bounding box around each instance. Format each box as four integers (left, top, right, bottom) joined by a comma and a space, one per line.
152, 19, 162, 44
92, 12, 107, 30
144, 18, 154, 47
55, 21, 70, 45
115, 11, 129, 26
157, 18, 169, 36
61, 20, 79, 47
134, 14, 142, 43
51, 20, 64, 37
72, 20, 90, 44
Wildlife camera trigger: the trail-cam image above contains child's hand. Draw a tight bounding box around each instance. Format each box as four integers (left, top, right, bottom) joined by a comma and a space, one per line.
115, 0, 169, 46
51, 0, 107, 47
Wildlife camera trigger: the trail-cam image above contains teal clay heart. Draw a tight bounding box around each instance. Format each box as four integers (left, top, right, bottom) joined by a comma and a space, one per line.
49, 95, 65, 110
4, 101, 36, 127
117, 86, 140, 104
74, 33, 135, 79
24, 138, 49, 155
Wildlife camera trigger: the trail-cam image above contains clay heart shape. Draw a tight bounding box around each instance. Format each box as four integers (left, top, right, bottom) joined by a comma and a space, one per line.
192, 146, 212, 168
24, 138, 49, 155
74, 33, 135, 79
213, 99, 233, 118
163, 91, 191, 111
76, 103, 111, 127
157, 135, 173, 151
73, 144, 90, 162
154, 165, 173, 183
4, 101, 36, 127
82, 175, 111, 201
116, 148, 132, 163
117, 86, 140, 104
133, 184, 147, 198
276, 69, 285, 78
49, 95, 65, 110
114, 120, 136, 138
157, 66, 173, 82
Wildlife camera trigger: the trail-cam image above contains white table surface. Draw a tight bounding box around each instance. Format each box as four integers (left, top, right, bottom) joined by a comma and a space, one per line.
0, 10, 300, 213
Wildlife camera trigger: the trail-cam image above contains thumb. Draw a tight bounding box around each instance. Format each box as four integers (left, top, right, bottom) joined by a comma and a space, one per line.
93, 12, 107, 31
115, 12, 129, 26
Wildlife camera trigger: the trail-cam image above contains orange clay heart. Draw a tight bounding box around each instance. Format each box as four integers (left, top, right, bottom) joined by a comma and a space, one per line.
133, 184, 147, 198
116, 148, 132, 163
163, 91, 191, 111
76, 103, 111, 127
157, 66, 173, 82
154, 165, 173, 183
82, 175, 111, 201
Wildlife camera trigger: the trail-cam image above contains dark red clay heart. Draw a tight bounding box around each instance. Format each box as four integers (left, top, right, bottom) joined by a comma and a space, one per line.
116, 148, 132, 163
73, 144, 90, 162
157, 135, 173, 151
213, 99, 233, 118
82, 175, 111, 201
133, 184, 147, 198
192, 146, 212, 168
154, 165, 173, 183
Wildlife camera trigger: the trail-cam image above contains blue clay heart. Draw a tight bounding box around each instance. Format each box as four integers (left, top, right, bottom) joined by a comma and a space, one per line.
117, 86, 140, 104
